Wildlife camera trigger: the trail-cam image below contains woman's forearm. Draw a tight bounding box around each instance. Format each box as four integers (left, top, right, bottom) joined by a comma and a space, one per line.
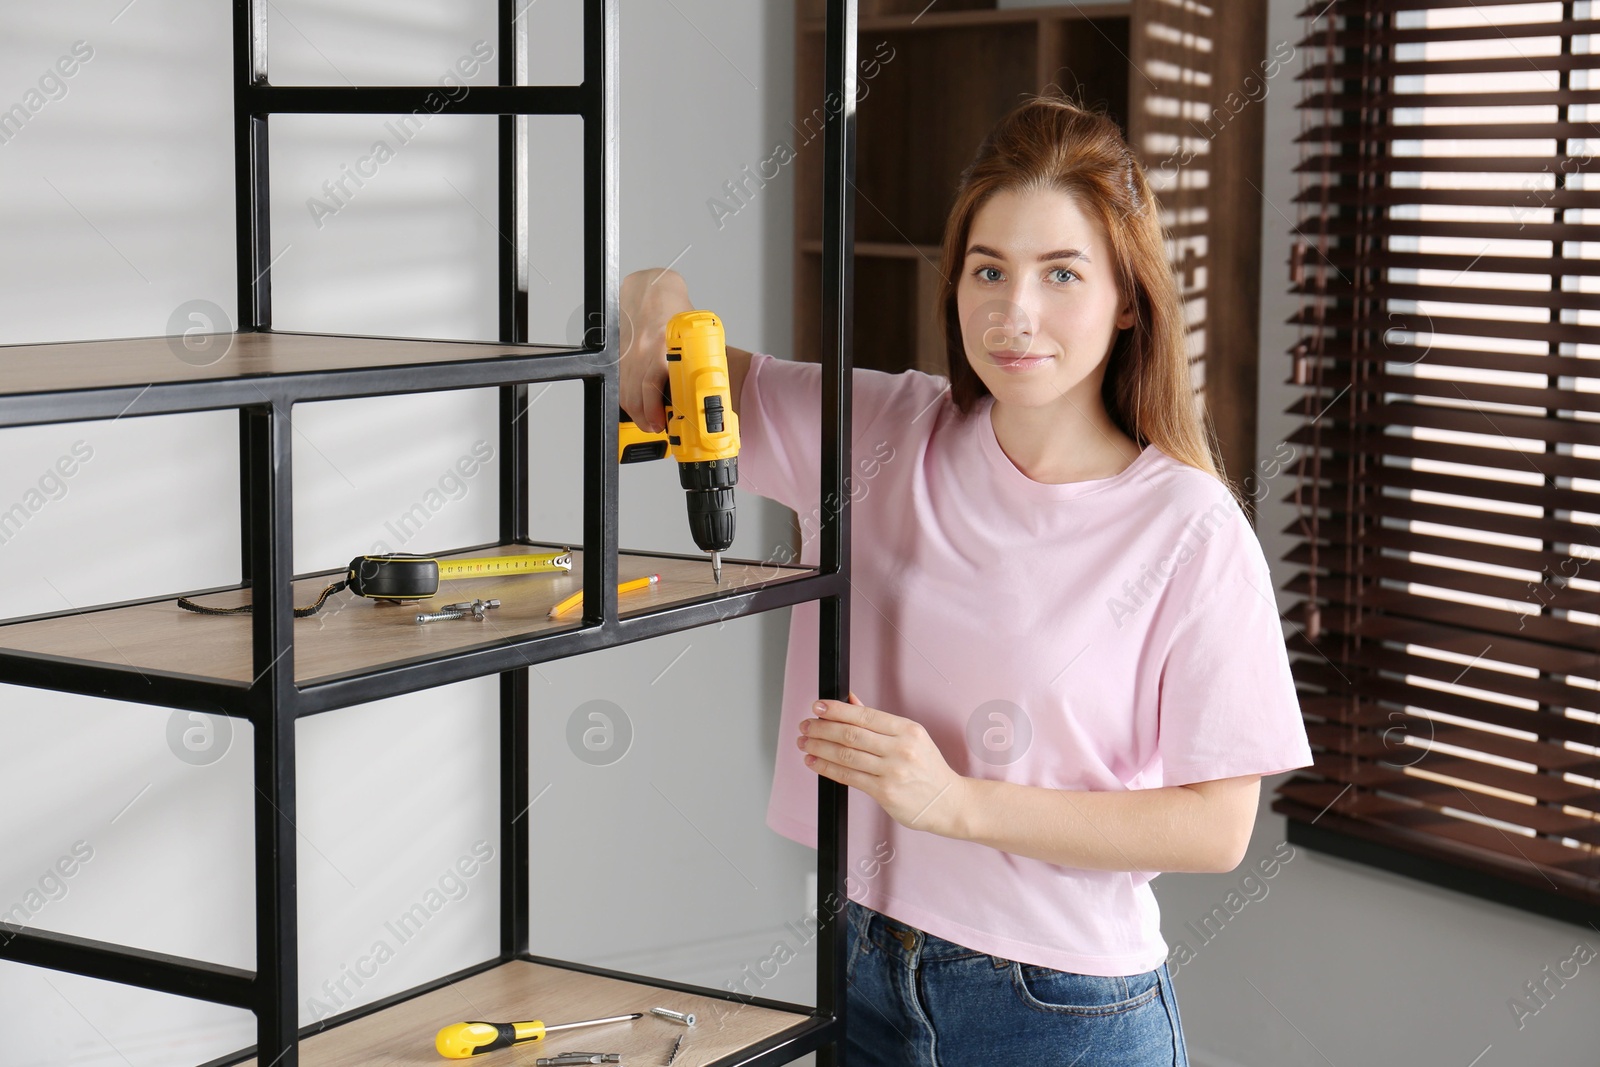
796, 695, 1248, 874
951, 777, 1234, 874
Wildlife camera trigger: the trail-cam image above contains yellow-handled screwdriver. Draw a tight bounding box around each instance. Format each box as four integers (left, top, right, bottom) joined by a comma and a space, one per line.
435, 1012, 641, 1059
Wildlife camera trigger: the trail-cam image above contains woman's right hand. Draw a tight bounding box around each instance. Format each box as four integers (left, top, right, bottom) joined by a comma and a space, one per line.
620, 267, 695, 434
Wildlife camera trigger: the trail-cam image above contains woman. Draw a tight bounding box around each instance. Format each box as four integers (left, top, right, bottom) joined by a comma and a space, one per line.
620, 93, 1314, 1067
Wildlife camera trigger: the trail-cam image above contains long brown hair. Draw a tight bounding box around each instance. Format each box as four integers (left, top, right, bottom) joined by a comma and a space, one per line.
937, 90, 1235, 500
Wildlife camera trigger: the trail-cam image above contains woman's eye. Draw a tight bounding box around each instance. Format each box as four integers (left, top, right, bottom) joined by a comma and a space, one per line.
971, 265, 1077, 284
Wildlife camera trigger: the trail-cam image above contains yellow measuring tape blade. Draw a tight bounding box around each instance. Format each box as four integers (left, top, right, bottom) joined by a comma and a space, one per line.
436, 550, 571, 581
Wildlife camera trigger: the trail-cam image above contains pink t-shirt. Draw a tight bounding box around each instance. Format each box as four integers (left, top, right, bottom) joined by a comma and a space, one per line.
737, 351, 1315, 977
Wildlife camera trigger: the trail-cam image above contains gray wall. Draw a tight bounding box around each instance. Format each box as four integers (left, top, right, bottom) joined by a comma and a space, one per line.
1, 2, 1593, 1066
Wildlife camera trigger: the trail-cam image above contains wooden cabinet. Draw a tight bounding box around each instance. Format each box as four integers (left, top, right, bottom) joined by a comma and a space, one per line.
791, 0, 1270, 500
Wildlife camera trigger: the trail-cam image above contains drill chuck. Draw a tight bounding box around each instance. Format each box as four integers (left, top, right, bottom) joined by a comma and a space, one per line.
679, 457, 738, 554
686, 487, 736, 554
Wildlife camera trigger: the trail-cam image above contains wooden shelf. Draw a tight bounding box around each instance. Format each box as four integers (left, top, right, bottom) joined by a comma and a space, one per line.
798, 1, 1130, 32
226, 958, 814, 1067
798, 241, 947, 379
0, 543, 812, 688
0, 329, 608, 430
799, 238, 940, 260
0, 331, 575, 397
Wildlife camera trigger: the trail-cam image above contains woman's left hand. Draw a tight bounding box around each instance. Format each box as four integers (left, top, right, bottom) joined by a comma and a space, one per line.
798, 691, 968, 837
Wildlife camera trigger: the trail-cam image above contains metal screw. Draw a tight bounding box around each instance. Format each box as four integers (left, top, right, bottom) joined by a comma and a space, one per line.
442, 598, 501, 618
418, 598, 502, 623
416, 609, 466, 624
650, 1007, 695, 1027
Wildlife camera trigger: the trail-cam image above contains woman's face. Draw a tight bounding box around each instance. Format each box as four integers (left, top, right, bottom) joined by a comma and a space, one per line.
955, 187, 1134, 410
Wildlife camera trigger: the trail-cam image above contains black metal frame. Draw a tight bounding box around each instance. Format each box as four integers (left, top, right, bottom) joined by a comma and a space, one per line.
0, 0, 858, 1063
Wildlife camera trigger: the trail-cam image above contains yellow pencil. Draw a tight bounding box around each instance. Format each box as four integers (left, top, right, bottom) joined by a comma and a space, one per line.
548, 574, 660, 619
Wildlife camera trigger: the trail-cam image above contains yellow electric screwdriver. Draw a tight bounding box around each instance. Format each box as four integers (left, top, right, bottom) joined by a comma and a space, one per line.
435, 1011, 642, 1059
618, 309, 740, 583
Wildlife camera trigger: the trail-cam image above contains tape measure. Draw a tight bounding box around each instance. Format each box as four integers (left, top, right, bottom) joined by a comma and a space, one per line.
346, 550, 572, 599
176, 549, 572, 617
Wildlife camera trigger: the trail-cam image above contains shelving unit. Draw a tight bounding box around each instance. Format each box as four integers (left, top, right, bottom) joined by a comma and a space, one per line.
0, 2, 862, 1065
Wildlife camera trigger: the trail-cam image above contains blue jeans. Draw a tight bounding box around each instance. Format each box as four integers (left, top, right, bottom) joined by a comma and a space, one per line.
843, 899, 1189, 1066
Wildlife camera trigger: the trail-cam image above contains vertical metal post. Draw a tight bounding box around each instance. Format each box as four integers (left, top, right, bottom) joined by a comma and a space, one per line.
497, 0, 533, 962
497, 1, 530, 348
234, 0, 271, 333
498, 373, 532, 959
236, 0, 271, 585
815, 0, 857, 1058
581, 0, 620, 629
236, 2, 297, 1060
246, 397, 299, 1066
499, 663, 532, 960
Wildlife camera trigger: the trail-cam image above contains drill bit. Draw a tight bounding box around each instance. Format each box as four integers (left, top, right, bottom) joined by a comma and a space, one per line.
711, 550, 722, 584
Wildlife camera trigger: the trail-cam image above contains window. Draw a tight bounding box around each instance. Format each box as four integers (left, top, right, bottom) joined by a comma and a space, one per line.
1275, 0, 1600, 924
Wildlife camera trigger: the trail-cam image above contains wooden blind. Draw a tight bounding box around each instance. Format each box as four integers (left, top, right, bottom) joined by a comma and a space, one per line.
1272, 0, 1600, 917
1131, 0, 1217, 406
